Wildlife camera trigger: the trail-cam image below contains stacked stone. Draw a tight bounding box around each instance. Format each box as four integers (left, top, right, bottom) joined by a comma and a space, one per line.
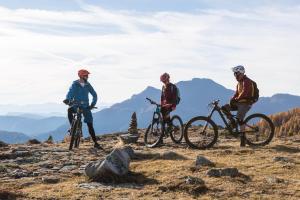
120, 112, 140, 144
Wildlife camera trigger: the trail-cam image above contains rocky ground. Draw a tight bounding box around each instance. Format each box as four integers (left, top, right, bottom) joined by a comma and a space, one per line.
0, 132, 300, 200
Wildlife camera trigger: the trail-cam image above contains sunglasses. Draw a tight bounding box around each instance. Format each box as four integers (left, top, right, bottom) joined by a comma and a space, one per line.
234, 72, 240, 77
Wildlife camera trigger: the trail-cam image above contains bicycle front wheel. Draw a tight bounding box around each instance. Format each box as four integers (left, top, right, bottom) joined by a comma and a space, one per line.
243, 113, 274, 146
184, 116, 218, 149
74, 122, 82, 148
69, 120, 78, 150
169, 115, 184, 144
144, 120, 164, 148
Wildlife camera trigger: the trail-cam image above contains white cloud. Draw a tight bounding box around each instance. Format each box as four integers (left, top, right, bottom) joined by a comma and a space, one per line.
0, 3, 299, 106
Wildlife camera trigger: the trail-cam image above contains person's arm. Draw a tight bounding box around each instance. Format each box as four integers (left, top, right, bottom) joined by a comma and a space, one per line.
66, 82, 76, 101
89, 85, 98, 107
232, 85, 239, 100
89, 84, 98, 107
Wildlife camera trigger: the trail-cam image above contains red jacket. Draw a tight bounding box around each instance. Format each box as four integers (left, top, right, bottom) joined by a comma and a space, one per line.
161, 83, 177, 109
232, 75, 255, 104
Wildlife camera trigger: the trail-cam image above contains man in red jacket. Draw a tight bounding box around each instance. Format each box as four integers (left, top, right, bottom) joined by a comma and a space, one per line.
160, 73, 177, 133
222, 65, 255, 146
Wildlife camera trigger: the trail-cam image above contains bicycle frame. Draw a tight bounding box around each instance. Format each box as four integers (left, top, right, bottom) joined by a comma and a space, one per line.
204, 101, 237, 135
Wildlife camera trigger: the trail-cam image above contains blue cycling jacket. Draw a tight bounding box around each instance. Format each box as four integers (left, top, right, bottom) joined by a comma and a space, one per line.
66, 80, 98, 108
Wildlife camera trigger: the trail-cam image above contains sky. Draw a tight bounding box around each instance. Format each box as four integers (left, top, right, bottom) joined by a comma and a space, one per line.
0, 0, 299, 106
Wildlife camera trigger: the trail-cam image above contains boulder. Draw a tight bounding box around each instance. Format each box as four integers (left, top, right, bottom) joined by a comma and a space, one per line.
85, 147, 132, 182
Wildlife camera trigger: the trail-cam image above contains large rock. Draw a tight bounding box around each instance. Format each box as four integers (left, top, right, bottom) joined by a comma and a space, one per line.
85, 147, 132, 182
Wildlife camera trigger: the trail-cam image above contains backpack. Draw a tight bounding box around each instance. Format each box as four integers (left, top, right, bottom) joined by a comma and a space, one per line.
251, 80, 259, 103
171, 84, 181, 105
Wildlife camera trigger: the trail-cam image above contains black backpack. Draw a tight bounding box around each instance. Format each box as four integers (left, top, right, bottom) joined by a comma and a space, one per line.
171, 84, 181, 105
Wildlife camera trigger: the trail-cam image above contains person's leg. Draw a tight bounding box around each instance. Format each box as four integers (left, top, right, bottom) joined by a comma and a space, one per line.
236, 103, 252, 146
87, 122, 98, 144
161, 107, 172, 128
83, 108, 102, 148
221, 103, 237, 127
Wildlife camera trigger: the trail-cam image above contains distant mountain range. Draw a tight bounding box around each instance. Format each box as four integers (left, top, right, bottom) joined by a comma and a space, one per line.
0, 116, 67, 137
0, 130, 31, 144
37, 78, 300, 142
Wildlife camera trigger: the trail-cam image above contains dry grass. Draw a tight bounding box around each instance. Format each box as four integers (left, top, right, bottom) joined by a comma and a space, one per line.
1, 134, 300, 200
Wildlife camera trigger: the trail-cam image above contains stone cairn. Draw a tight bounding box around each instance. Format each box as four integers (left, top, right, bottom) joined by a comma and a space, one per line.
120, 112, 140, 144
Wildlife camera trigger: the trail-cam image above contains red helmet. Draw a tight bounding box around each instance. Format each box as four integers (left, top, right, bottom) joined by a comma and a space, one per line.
78, 69, 90, 78
160, 73, 170, 82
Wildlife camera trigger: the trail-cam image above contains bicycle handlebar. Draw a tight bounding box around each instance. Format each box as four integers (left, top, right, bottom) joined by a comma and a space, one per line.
208, 99, 220, 107
146, 97, 160, 107
65, 100, 98, 110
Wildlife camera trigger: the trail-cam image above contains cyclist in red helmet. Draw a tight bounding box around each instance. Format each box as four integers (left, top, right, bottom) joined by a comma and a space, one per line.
160, 73, 177, 136
63, 69, 103, 149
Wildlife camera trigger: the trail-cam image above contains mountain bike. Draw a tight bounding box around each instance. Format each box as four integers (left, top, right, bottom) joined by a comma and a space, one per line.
67, 101, 97, 150
144, 98, 184, 148
184, 99, 274, 149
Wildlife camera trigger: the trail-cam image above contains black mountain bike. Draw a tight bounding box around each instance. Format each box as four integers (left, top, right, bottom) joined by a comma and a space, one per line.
144, 98, 184, 148
67, 101, 97, 150
184, 99, 274, 149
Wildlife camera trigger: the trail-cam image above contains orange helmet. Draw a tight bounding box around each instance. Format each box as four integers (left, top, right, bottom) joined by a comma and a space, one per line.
160, 73, 170, 82
78, 69, 90, 78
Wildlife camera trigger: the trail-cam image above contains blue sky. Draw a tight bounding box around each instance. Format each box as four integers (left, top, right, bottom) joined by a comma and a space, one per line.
0, 0, 299, 106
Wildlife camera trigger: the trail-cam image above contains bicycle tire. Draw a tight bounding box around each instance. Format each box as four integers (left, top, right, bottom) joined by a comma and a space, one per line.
243, 113, 274, 146
184, 116, 218, 149
169, 115, 184, 144
74, 122, 82, 148
69, 120, 78, 150
144, 120, 164, 148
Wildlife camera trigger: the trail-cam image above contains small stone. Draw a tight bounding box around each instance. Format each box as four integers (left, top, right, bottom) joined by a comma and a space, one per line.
185, 176, 205, 185
196, 156, 215, 167
10, 169, 31, 179
13, 151, 31, 158
207, 169, 221, 177
0, 165, 7, 173
266, 176, 285, 184
273, 157, 293, 163
42, 176, 60, 184
160, 151, 187, 160
220, 168, 239, 177
59, 165, 78, 172
0, 141, 8, 147
38, 161, 54, 169
120, 134, 139, 144
27, 139, 41, 145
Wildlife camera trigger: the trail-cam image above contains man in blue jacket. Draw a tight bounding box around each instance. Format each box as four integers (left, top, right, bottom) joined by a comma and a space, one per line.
63, 69, 102, 149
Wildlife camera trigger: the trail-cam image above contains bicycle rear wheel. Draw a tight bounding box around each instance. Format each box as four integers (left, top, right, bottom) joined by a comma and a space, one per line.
144, 119, 164, 148
184, 116, 218, 149
169, 115, 184, 144
243, 113, 274, 146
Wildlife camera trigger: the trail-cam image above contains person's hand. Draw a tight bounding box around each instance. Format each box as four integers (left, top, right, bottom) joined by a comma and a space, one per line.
63, 99, 70, 105
162, 103, 172, 109
230, 98, 237, 106
88, 105, 95, 110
